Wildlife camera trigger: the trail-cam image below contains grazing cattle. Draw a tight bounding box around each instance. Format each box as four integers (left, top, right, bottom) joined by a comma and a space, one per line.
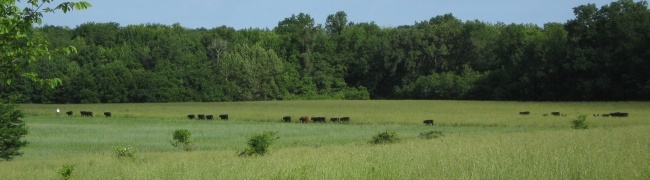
80, 111, 93, 117
188, 114, 195, 119
330, 117, 339, 123
311, 117, 326, 123
219, 114, 229, 120
206, 115, 214, 120
551, 112, 560, 116
299, 116, 309, 123
104, 112, 111, 117
602, 114, 610, 117
283, 116, 291, 122
620, 112, 629, 117
340, 117, 350, 123
610, 112, 628, 117
423, 120, 434, 125
66, 111, 73, 116
593, 114, 600, 117
519, 111, 530, 115
198, 114, 206, 120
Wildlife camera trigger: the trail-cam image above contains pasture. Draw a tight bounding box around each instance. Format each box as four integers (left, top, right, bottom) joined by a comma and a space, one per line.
2, 100, 649, 179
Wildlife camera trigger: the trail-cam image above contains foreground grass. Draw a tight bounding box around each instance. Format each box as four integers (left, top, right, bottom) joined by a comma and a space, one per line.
2, 101, 649, 179
4, 120, 649, 179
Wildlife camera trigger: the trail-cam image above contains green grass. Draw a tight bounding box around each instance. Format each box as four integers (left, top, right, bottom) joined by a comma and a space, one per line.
20, 100, 650, 127
2, 100, 649, 179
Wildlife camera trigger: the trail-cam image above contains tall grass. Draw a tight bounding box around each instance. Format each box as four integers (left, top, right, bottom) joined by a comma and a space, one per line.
4, 123, 648, 179
1, 101, 648, 179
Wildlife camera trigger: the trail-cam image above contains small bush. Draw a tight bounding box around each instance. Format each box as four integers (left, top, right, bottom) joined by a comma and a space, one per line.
571, 115, 589, 129
419, 130, 444, 139
115, 147, 136, 160
171, 129, 194, 151
59, 164, 74, 180
369, 130, 400, 144
239, 131, 279, 156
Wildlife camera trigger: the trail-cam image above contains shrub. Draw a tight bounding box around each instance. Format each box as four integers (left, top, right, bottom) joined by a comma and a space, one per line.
571, 115, 589, 129
419, 130, 445, 139
369, 130, 400, 144
171, 129, 194, 151
239, 131, 279, 156
59, 164, 74, 180
115, 147, 136, 160
342, 86, 371, 100
0, 103, 28, 161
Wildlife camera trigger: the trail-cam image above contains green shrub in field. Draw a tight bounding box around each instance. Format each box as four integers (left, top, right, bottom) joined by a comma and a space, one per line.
419, 130, 444, 139
59, 164, 74, 180
239, 131, 279, 156
171, 129, 194, 151
369, 130, 400, 144
571, 115, 589, 129
115, 147, 136, 160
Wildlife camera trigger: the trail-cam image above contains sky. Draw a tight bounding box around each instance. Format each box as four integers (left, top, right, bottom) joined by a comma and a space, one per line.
39, 0, 619, 29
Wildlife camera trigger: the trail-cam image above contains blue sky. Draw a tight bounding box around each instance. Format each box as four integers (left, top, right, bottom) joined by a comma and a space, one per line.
40, 0, 618, 29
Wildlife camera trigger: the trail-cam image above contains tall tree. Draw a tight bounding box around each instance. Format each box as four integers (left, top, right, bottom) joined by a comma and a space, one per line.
274, 13, 319, 67
0, 0, 90, 161
565, 0, 650, 100
325, 11, 348, 35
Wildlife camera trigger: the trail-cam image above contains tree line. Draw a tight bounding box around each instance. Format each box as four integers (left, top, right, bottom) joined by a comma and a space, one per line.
2, 0, 648, 103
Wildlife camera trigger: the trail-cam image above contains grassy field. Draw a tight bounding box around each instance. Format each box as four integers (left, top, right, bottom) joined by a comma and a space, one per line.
2, 100, 649, 179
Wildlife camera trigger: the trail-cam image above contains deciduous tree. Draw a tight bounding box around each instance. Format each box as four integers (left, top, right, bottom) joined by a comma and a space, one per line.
0, 0, 90, 161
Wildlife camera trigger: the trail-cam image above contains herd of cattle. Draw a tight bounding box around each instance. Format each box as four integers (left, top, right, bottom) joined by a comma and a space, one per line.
65, 111, 112, 117
187, 114, 229, 120
186, 114, 353, 123
288, 116, 350, 123
59, 109, 628, 126
518, 111, 629, 117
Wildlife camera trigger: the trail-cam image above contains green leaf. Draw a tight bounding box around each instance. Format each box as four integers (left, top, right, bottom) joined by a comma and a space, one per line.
75, 2, 92, 10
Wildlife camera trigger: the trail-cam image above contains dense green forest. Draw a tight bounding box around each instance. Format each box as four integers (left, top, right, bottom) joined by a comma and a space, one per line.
2, 0, 649, 103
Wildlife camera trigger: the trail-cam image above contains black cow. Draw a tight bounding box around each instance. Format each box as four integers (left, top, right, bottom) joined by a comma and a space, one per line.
300, 116, 309, 123
620, 112, 629, 117
104, 112, 111, 117
206, 115, 214, 120
219, 114, 228, 120
80, 111, 93, 117
188, 114, 195, 119
610, 112, 629, 117
519, 111, 530, 115
311, 117, 326, 123
602, 114, 610, 117
551, 112, 561, 116
330, 117, 339, 123
283, 116, 291, 122
423, 119, 434, 125
198, 114, 206, 120
66, 111, 73, 116
340, 117, 350, 123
